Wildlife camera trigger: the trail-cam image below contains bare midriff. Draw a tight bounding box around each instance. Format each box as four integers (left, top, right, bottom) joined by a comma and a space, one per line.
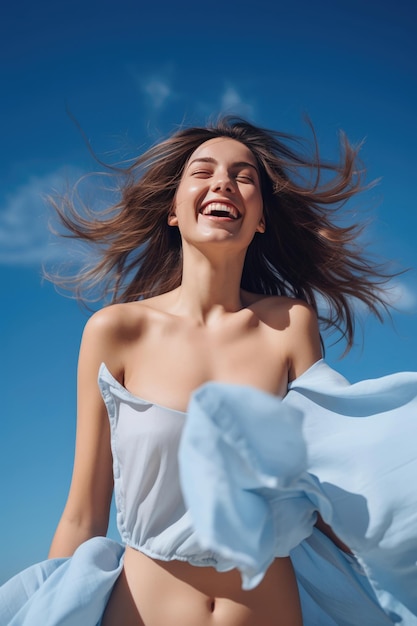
101, 546, 303, 626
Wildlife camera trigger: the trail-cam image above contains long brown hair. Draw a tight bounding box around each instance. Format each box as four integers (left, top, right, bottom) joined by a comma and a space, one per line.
50, 116, 395, 348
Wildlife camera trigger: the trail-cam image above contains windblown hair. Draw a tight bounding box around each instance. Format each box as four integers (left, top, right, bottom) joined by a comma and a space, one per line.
50, 116, 395, 348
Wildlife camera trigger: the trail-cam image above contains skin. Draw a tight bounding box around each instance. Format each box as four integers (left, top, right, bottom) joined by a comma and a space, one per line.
49, 137, 328, 625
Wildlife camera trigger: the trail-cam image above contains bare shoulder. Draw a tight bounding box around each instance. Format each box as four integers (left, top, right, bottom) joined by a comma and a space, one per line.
79, 302, 151, 378
80, 296, 175, 375
283, 297, 320, 330
84, 302, 143, 336
86, 295, 173, 335
245, 294, 322, 381
246, 293, 318, 327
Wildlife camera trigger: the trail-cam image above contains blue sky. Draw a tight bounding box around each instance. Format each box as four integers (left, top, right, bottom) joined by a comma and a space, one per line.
1, 0, 416, 582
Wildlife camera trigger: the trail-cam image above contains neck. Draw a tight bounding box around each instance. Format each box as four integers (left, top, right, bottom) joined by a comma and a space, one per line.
170, 245, 247, 323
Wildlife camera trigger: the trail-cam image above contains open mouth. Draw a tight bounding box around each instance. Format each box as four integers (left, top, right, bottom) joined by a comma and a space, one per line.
199, 202, 241, 220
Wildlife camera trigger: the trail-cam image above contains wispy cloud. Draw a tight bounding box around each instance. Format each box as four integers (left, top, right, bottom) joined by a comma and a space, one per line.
0, 168, 84, 266
384, 279, 417, 313
220, 85, 255, 118
316, 278, 417, 322
143, 77, 172, 109
132, 62, 256, 118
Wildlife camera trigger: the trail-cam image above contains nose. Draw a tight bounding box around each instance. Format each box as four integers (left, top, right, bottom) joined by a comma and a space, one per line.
210, 171, 234, 193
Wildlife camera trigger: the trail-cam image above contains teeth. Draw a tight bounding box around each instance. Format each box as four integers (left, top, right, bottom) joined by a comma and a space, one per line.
201, 203, 239, 219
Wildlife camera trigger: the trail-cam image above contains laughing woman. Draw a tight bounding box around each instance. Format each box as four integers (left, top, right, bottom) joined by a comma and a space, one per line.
1, 117, 416, 626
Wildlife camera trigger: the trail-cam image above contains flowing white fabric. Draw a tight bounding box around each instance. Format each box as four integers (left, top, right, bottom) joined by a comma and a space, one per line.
179, 361, 417, 623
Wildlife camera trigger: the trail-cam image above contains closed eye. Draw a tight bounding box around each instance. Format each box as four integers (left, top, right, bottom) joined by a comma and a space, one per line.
236, 174, 255, 183
191, 170, 212, 177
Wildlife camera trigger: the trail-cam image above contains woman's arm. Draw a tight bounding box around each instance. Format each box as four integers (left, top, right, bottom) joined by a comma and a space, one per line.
48, 308, 124, 558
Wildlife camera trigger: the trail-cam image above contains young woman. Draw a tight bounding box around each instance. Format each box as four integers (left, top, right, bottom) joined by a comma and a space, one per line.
1, 117, 416, 626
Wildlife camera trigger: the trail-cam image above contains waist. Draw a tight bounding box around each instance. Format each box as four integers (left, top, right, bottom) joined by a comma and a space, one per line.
117, 546, 302, 626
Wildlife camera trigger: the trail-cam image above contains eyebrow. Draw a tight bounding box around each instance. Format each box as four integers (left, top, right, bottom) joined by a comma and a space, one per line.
187, 157, 258, 172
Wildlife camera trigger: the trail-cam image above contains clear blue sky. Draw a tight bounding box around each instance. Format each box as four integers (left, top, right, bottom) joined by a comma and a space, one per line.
1, 0, 416, 582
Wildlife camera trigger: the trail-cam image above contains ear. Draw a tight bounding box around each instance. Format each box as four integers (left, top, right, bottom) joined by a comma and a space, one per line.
256, 216, 266, 233
168, 213, 178, 226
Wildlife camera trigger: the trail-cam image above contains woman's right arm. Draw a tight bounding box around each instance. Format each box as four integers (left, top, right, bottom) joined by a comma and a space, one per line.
48, 308, 124, 558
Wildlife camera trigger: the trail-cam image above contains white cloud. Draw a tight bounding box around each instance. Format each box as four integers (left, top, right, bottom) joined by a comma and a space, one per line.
221, 86, 242, 110
134, 67, 255, 121
220, 86, 255, 118
384, 279, 417, 313
0, 168, 87, 266
143, 77, 172, 109
315, 278, 417, 321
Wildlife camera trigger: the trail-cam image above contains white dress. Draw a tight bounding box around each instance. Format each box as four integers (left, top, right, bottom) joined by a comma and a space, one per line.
1, 360, 416, 625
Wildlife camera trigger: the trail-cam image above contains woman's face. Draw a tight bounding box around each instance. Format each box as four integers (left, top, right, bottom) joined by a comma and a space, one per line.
169, 137, 265, 249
